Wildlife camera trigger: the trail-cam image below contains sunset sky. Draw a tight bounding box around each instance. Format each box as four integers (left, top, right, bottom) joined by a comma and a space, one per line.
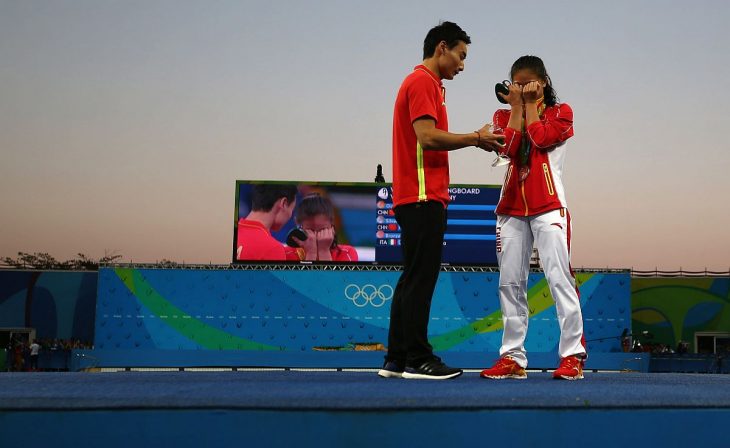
1, 0, 728, 270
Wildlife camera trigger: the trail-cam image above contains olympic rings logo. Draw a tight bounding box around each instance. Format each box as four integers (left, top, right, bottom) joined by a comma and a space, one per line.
344, 284, 394, 308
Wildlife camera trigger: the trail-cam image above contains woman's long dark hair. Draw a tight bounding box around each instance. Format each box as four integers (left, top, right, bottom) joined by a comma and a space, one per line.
510, 55, 558, 106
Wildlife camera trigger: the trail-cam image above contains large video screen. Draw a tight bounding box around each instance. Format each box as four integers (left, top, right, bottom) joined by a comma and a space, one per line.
233, 180, 501, 265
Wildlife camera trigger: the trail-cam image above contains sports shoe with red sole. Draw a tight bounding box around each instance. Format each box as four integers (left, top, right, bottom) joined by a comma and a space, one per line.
480, 357, 527, 379
553, 355, 584, 380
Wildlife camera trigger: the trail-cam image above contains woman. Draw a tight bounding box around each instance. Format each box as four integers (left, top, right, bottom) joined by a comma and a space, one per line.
289, 194, 358, 262
480, 55, 586, 380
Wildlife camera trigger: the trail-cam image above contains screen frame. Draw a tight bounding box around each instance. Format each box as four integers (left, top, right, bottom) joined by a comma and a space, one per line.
233, 180, 502, 267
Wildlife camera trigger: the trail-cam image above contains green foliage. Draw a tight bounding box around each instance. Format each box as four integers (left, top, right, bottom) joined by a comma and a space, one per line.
0, 251, 123, 271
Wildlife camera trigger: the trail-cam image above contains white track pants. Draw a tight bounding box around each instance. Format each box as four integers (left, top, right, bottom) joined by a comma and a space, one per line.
496, 209, 586, 368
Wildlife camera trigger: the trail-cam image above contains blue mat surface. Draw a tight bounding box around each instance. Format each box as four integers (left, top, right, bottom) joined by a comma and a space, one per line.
1, 371, 729, 410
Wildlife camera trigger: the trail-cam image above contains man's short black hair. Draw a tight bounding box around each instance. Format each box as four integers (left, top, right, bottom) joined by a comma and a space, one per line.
423, 21, 471, 60
250, 184, 298, 212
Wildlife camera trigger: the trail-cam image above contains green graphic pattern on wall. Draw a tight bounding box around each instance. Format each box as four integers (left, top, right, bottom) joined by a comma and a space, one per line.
116, 268, 278, 351
631, 278, 730, 351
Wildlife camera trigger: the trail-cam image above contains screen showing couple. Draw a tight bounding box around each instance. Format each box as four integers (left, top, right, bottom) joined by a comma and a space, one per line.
233, 180, 500, 265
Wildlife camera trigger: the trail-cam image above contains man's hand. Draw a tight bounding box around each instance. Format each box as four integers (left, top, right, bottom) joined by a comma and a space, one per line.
475, 123, 505, 152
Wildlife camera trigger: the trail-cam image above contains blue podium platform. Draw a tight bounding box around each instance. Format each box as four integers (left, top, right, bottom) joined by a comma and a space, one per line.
1, 370, 728, 447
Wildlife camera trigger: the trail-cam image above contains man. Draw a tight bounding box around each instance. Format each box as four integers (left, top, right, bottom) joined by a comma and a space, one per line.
379, 21, 504, 380
236, 184, 297, 261
29, 340, 40, 371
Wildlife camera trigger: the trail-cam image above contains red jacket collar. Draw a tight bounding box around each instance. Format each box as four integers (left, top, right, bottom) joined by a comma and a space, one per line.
414, 64, 442, 85
238, 218, 267, 231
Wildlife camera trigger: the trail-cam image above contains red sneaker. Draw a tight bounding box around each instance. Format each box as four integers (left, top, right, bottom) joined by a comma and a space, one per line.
553, 355, 584, 380
480, 357, 527, 379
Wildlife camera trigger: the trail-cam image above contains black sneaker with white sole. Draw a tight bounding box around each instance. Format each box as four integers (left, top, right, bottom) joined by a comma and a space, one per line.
402, 359, 463, 380
377, 361, 405, 378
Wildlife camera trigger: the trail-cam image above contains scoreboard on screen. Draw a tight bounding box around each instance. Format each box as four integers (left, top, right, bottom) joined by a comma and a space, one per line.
375, 184, 501, 266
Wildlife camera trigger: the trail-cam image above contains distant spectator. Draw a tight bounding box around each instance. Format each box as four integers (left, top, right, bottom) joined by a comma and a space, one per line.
631, 339, 643, 353
13, 342, 24, 371
29, 340, 40, 371
676, 340, 689, 354
621, 335, 631, 353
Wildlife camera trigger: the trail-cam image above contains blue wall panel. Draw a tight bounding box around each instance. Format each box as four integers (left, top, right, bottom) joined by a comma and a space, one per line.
95, 268, 630, 357
0, 271, 34, 327
0, 271, 97, 342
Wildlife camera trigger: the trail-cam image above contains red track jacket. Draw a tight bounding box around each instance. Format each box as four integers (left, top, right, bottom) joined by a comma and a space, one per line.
493, 103, 574, 217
